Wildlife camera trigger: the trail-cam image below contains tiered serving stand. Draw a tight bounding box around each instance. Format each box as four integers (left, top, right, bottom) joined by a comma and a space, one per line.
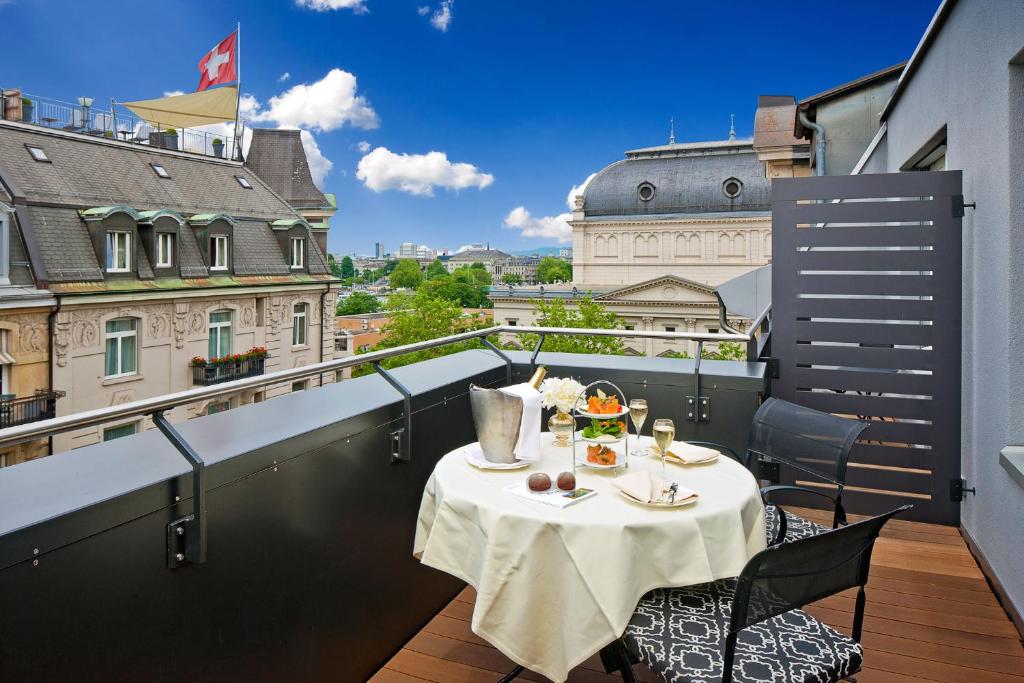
570, 380, 631, 475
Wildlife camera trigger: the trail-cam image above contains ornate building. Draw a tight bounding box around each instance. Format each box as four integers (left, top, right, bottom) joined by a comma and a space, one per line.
493, 133, 772, 356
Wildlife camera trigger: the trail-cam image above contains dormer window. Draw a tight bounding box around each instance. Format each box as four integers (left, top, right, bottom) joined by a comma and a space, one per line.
156, 232, 175, 267
151, 163, 170, 179
26, 145, 49, 162
235, 175, 253, 189
106, 231, 131, 272
210, 235, 228, 270
290, 237, 305, 269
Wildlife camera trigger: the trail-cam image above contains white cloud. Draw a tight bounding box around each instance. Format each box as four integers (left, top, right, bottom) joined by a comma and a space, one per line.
163, 90, 185, 98
503, 207, 572, 243
429, 0, 453, 31
278, 72, 291, 83
417, 5, 430, 15
252, 68, 378, 132
300, 130, 333, 185
566, 172, 596, 210
356, 140, 372, 152
356, 147, 494, 196
295, 0, 368, 13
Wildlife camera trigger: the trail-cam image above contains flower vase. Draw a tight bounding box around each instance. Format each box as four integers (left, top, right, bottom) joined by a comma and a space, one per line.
548, 409, 574, 447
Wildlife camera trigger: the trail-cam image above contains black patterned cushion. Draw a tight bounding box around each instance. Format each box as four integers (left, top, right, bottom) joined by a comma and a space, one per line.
764, 505, 831, 545
625, 579, 862, 683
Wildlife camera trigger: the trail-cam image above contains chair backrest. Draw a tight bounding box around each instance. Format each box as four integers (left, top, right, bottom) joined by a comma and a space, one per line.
747, 397, 869, 486
729, 505, 910, 635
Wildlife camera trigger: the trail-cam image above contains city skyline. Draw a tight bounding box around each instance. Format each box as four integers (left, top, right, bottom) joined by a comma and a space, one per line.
2, 0, 937, 254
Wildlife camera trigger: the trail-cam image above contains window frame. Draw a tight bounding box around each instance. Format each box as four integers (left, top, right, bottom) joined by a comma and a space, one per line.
150, 163, 171, 179
290, 237, 305, 269
292, 303, 308, 347
105, 231, 131, 273
156, 232, 175, 268
235, 175, 253, 189
0, 330, 10, 395
210, 235, 229, 271
25, 144, 50, 162
104, 318, 138, 379
291, 380, 308, 392
103, 423, 138, 441
208, 310, 233, 359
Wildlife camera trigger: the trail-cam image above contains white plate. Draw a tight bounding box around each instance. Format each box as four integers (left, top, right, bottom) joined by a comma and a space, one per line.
463, 446, 531, 470
576, 407, 629, 419
617, 489, 699, 508
575, 430, 627, 444
575, 446, 624, 469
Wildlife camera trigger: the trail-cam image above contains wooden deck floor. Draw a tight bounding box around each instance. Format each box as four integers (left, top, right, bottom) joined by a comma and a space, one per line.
371, 508, 1024, 683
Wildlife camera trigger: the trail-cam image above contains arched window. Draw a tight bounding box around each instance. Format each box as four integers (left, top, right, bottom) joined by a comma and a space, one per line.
647, 234, 659, 257
689, 234, 701, 256
719, 233, 731, 256
292, 303, 308, 347
734, 233, 746, 256
634, 234, 646, 257
208, 310, 232, 359
607, 235, 618, 256
595, 235, 606, 257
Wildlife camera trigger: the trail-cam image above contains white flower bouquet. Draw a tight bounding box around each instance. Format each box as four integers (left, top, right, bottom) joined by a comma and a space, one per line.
539, 376, 585, 414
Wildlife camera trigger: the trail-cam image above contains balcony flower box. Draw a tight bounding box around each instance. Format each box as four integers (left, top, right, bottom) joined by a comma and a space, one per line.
191, 348, 268, 386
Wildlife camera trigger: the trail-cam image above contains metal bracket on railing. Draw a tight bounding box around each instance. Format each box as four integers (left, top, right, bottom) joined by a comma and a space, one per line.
481, 338, 513, 386
153, 411, 206, 568
374, 362, 412, 463
530, 334, 546, 374
687, 341, 710, 422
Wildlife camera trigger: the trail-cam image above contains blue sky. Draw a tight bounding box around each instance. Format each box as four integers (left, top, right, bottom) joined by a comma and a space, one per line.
2, 0, 939, 255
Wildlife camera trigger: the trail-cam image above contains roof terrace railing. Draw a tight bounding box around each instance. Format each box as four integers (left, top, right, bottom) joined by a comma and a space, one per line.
0, 319, 769, 451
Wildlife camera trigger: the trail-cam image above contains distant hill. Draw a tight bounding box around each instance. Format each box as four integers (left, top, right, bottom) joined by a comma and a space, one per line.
509, 246, 565, 257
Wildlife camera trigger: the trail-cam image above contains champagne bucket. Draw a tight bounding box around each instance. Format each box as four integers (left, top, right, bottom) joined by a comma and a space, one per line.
469, 384, 523, 463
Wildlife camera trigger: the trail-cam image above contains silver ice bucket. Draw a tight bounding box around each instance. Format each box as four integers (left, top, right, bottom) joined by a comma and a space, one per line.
469, 384, 523, 464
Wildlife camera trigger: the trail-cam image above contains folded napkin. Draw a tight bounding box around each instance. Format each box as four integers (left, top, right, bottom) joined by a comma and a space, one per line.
498, 383, 542, 461
664, 443, 720, 464
612, 470, 697, 504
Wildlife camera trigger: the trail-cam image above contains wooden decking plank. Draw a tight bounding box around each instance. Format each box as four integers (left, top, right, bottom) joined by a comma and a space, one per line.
860, 649, 1024, 683
815, 594, 1019, 637
369, 668, 434, 683
837, 586, 1010, 621
383, 649, 507, 683
866, 574, 1004, 607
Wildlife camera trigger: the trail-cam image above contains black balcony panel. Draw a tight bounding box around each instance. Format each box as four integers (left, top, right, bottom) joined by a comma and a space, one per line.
192, 356, 267, 386
0, 390, 65, 429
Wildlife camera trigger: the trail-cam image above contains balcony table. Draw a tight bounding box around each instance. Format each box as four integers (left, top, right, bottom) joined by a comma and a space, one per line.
414, 432, 766, 683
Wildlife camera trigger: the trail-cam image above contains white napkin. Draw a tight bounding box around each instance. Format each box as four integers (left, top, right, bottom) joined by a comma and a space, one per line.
498, 383, 542, 461
612, 470, 697, 504
664, 443, 720, 464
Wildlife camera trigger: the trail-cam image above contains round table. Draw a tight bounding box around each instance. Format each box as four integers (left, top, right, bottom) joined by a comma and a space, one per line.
414, 433, 766, 683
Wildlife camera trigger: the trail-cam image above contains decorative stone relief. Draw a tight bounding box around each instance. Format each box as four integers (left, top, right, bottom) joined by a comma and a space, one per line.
110, 389, 135, 406
241, 304, 256, 329
54, 310, 72, 367
187, 310, 205, 334
174, 302, 189, 348
72, 319, 99, 349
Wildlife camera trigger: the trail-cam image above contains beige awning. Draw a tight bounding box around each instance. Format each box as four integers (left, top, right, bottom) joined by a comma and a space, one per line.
123, 86, 238, 129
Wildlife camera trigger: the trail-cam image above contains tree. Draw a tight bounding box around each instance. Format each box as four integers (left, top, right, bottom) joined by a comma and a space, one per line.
501, 273, 523, 285
452, 264, 492, 287
426, 258, 448, 280
327, 254, 344, 279
419, 274, 490, 308
509, 298, 624, 355
703, 341, 747, 361
390, 259, 424, 289
537, 256, 572, 283
340, 255, 355, 279
336, 291, 381, 316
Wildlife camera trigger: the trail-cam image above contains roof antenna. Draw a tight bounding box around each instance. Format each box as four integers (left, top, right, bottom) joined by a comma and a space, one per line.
669, 116, 676, 145
728, 113, 736, 142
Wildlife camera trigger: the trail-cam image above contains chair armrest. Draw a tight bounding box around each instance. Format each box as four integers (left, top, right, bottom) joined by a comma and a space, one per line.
760, 484, 837, 505
685, 440, 747, 467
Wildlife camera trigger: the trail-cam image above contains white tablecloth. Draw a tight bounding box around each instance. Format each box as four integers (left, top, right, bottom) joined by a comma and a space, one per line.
414, 433, 766, 682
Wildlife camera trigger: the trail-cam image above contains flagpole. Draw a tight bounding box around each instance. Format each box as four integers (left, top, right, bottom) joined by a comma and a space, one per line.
232, 21, 242, 160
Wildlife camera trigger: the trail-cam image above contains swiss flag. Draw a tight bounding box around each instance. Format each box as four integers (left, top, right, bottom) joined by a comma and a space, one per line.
196, 32, 237, 92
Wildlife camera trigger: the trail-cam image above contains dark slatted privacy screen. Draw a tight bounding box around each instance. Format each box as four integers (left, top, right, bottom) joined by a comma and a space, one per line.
771, 171, 963, 524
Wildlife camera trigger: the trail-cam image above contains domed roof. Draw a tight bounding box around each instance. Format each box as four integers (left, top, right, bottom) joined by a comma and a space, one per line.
582, 140, 770, 218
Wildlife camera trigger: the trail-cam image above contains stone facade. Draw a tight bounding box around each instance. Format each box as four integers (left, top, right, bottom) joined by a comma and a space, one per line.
0, 306, 56, 465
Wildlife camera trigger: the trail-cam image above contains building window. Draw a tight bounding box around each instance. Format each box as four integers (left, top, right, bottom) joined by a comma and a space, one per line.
156, 233, 174, 267
104, 318, 137, 378
722, 177, 743, 199
253, 391, 265, 403
235, 175, 253, 189
206, 400, 230, 416
25, 145, 49, 162
151, 163, 170, 179
0, 453, 7, 468
506, 319, 518, 326
208, 310, 232, 359
290, 237, 305, 269
0, 330, 11, 396
334, 370, 344, 383
292, 303, 308, 346
623, 324, 635, 331
210, 235, 228, 270
637, 182, 656, 202
292, 380, 308, 392
707, 327, 719, 334
106, 231, 131, 272
664, 326, 676, 333
103, 423, 137, 441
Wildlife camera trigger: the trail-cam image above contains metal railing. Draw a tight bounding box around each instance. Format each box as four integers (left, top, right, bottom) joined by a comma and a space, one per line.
6, 92, 238, 160
0, 322, 768, 450
0, 390, 66, 430
192, 356, 267, 386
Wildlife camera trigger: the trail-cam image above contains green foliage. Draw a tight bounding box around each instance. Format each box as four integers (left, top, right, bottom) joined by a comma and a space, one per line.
452, 264, 491, 286
537, 256, 572, 283
340, 255, 355, 279
418, 275, 490, 308
659, 341, 746, 361
390, 259, 424, 289
659, 349, 692, 359
426, 258, 448, 280
336, 291, 381, 316
501, 273, 523, 285
328, 254, 343, 279
510, 298, 624, 355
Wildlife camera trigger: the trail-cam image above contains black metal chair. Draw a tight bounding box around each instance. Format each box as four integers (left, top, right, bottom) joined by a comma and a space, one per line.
619, 505, 910, 683
749, 398, 869, 545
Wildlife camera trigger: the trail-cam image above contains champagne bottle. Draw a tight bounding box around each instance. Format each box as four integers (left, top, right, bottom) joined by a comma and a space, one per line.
527, 365, 547, 390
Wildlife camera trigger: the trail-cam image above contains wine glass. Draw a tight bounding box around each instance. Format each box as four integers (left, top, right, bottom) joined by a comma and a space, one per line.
628, 398, 648, 456
652, 418, 675, 475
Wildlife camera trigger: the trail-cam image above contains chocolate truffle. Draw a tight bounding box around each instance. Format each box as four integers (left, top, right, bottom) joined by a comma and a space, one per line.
527, 473, 552, 492
557, 472, 576, 491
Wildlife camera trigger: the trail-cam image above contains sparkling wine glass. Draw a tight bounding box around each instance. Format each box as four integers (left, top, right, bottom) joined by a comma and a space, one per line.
652, 418, 675, 475
628, 398, 649, 456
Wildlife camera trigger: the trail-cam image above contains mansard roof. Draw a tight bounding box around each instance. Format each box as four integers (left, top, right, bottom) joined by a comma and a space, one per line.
245, 128, 329, 210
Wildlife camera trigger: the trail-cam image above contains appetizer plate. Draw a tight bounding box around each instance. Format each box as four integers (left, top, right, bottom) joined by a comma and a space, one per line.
617, 489, 699, 508
575, 430, 627, 444
576, 457, 622, 470
576, 407, 630, 420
